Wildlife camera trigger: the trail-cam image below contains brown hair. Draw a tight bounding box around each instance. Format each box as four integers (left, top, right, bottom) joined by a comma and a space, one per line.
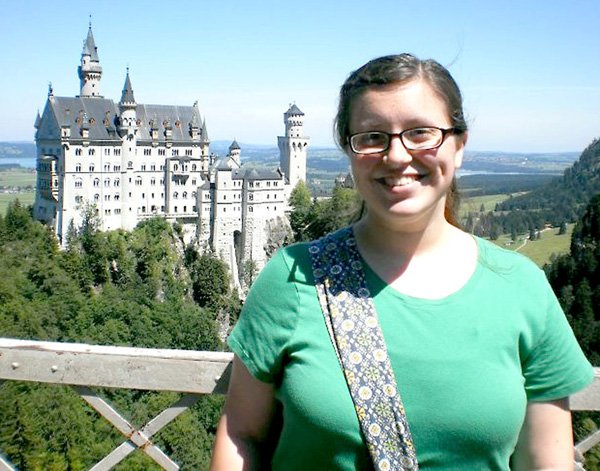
334, 53, 467, 227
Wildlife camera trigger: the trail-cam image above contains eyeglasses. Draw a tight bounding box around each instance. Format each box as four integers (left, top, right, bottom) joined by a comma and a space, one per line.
349, 127, 460, 155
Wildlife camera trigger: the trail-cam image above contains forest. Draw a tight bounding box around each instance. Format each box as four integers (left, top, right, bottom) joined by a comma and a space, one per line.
0, 202, 237, 470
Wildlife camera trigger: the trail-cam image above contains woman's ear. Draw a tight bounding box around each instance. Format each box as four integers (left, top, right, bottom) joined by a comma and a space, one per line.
453, 131, 468, 169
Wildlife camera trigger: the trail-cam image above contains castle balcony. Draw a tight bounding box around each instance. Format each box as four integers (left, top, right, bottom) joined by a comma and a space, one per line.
0, 337, 599, 470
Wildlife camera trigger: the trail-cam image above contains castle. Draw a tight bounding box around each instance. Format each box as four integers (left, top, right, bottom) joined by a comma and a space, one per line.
33, 25, 308, 282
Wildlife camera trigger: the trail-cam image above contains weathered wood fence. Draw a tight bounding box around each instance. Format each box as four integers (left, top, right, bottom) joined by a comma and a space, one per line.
0, 337, 599, 470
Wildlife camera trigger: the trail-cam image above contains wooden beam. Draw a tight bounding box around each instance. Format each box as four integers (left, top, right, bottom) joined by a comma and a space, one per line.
0, 338, 232, 394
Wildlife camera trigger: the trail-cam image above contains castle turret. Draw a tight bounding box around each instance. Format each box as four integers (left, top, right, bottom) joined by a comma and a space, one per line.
118, 70, 137, 139
228, 140, 241, 167
278, 104, 309, 191
77, 25, 103, 97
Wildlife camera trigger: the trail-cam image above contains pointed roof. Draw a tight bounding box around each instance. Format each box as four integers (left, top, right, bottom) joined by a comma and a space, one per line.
200, 118, 209, 142
82, 26, 100, 62
120, 70, 136, 104
286, 103, 304, 116
229, 139, 240, 151
34, 110, 41, 129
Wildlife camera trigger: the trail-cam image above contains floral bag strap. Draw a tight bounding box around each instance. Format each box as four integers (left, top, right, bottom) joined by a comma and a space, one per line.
309, 226, 419, 471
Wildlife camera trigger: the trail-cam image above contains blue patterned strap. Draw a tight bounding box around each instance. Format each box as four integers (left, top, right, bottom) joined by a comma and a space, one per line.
309, 227, 419, 471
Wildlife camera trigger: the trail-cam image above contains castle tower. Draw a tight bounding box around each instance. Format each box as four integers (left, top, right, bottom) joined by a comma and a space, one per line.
118, 70, 139, 230
278, 104, 309, 191
77, 25, 103, 97
228, 140, 241, 167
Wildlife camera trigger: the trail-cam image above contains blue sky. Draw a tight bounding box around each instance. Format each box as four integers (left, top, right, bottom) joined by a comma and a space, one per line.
1, 0, 599, 152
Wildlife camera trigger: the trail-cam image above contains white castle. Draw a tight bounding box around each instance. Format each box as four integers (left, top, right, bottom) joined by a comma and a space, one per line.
33, 26, 308, 282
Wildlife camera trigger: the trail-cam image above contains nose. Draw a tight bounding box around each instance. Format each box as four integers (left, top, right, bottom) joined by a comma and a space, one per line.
384, 135, 412, 165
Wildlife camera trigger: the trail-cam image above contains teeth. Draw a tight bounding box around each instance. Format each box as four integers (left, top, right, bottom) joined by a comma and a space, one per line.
384, 175, 418, 187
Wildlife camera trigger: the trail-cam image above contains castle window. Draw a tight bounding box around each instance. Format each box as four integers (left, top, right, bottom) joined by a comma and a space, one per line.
267, 181, 271, 187
89, 149, 95, 156
192, 191, 197, 198
115, 208, 121, 214
144, 149, 151, 156
113, 165, 120, 171
141, 165, 146, 171
183, 206, 187, 212
183, 192, 188, 199
75, 178, 83, 188
104, 195, 110, 201
186, 149, 193, 156
172, 149, 179, 156
193, 205, 197, 212
173, 192, 179, 199
174, 164, 179, 171
160, 179, 164, 185
135, 177, 142, 186
128, 161, 133, 169
75, 148, 82, 156
224, 195, 226, 200
93, 178, 100, 187
174, 206, 178, 212
75, 195, 83, 203
114, 179, 120, 187
75, 163, 81, 172
104, 148, 111, 156
267, 194, 270, 199
249, 206, 253, 212
151, 178, 156, 186
192, 179, 196, 185
249, 194, 253, 201
114, 149, 121, 156
142, 206, 146, 213
158, 149, 166, 156
115, 193, 120, 201
192, 164, 197, 171
274, 182, 278, 187
90, 163, 96, 172
151, 164, 156, 171
94, 193, 100, 201
104, 164, 110, 171
104, 178, 110, 187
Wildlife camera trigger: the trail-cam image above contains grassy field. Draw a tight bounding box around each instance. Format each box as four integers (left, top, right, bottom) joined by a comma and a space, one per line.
0, 191, 35, 215
0, 168, 36, 187
491, 224, 574, 267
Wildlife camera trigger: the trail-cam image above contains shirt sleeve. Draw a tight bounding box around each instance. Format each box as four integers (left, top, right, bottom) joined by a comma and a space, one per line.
522, 278, 594, 402
227, 246, 302, 383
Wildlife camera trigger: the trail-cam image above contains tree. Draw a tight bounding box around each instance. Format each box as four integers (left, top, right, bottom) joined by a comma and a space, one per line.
558, 221, 567, 235
190, 252, 231, 312
289, 180, 313, 241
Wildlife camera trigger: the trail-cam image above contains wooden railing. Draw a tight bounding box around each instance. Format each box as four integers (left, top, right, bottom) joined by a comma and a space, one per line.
0, 337, 599, 470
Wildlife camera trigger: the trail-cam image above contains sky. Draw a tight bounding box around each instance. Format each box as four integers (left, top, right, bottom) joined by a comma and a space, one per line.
0, 0, 599, 153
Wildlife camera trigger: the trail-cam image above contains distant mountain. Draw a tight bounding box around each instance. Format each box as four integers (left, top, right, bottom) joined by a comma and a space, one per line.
0, 142, 36, 160
498, 137, 600, 221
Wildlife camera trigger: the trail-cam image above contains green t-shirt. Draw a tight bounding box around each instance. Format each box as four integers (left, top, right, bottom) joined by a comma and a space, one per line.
228, 234, 593, 470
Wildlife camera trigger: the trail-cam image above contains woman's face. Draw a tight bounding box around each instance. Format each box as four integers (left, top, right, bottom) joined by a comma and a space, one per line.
347, 79, 467, 230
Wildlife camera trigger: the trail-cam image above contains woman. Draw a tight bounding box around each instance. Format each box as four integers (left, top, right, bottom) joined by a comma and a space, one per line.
211, 54, 593, 470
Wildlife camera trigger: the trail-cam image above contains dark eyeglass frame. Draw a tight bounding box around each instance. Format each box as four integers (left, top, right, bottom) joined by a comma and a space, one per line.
349, 127, 461, 155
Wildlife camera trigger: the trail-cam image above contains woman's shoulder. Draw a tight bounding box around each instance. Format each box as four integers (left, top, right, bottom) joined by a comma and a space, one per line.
475, 236, 544, 278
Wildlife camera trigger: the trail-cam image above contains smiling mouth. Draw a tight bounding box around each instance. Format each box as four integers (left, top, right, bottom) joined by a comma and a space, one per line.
378, 175, 424, 187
